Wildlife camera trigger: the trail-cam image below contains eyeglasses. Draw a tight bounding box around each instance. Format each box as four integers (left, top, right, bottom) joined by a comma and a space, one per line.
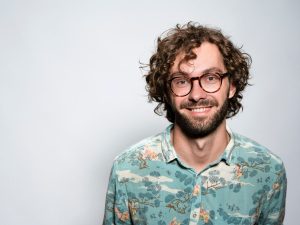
169, 72, 230, 97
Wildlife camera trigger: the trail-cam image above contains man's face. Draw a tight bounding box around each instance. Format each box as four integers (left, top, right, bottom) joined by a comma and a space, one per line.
169, 42, 236, 138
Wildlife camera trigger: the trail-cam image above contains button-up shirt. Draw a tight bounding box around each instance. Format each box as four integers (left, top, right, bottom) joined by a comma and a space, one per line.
103, 125, 286, 224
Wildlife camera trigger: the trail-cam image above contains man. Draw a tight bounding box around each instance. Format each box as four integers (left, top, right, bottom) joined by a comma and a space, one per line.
103, 22, 287, 224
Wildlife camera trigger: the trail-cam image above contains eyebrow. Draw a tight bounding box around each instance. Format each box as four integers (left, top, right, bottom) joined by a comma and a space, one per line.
170, 67, 224, 78
201, 67, 224, 74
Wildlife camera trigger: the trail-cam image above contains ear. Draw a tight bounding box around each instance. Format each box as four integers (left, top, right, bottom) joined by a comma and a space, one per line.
228, 83, 236, 99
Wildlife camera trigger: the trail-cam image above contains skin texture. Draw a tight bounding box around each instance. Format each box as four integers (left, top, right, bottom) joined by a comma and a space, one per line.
170, 42, 236, 173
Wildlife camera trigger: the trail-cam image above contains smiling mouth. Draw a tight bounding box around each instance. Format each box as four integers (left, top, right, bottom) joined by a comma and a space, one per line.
188, 107, 212, 113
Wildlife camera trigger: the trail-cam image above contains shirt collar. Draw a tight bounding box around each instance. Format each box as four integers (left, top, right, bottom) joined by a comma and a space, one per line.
219, 125, 235, 165
161, 124, 177, 163
161, 124, 236, 164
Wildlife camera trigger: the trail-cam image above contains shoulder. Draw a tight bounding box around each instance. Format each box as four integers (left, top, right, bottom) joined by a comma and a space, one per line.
112, 132, 164, 168
232, 132, 285, 171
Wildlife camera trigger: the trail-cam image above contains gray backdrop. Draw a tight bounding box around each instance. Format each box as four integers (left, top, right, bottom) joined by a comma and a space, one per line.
0, 0, 299, 224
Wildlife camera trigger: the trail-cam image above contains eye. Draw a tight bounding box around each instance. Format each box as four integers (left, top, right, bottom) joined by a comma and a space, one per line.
176, 79, 187, 85
172, 77, 189, 87
202, 73, 220, 83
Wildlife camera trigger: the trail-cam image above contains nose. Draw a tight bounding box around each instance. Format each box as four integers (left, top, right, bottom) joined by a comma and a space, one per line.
188, 80, 208, 102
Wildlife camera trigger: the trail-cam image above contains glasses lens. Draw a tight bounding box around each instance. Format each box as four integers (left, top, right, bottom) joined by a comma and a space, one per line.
171, 76, 191, 96
200, 73, 222, 93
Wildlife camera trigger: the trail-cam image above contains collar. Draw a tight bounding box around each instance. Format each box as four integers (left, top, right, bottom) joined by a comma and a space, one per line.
161, 124, 177, 163
161, 124, 235, 165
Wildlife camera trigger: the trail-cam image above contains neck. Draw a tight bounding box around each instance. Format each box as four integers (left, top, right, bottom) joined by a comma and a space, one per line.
172, 121, 229, 173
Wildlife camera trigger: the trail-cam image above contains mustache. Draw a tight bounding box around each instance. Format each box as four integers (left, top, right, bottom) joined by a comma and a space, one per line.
179, 99, 218, 109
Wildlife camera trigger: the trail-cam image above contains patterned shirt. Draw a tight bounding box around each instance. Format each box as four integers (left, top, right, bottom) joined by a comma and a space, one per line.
103, 125, 287, 225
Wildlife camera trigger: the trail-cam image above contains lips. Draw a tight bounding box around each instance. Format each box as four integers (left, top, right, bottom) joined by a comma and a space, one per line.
180, 99, 217, 110
189, 107, 212, 113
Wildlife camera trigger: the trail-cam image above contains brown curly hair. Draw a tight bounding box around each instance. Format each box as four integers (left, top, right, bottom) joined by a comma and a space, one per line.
144, 22, 251, 123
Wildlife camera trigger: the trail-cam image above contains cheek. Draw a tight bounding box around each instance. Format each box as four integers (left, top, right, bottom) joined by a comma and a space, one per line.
170, 96, 183, 110
171, 97, 180, 109
208, 91, 228, 107
167, 93, 175, 109
219, 82, 233, 100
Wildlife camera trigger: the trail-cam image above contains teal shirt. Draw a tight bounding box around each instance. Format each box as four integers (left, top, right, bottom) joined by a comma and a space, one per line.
103, 125, 286, 225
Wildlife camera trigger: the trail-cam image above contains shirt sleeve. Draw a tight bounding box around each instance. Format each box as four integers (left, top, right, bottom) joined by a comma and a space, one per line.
259, 162, 287, 225
103, 161, 131, 225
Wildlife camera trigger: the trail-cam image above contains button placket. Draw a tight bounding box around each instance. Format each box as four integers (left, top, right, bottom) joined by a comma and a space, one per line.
189, 174, 202, 224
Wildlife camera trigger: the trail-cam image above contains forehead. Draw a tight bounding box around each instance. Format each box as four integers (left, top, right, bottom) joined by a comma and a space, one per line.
170, 42, 225, 74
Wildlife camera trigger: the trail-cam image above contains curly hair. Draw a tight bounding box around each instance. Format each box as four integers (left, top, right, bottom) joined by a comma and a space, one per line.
144, 22, 251, 123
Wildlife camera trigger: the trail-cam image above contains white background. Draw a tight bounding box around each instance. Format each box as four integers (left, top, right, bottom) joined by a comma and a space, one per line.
0, 0, 299, 224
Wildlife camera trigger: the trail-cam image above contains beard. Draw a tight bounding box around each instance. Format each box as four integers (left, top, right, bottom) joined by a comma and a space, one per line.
173, 97, 229, 138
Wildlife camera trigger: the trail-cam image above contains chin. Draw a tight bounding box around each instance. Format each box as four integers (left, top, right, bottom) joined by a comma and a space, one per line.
174, 99, 229, 138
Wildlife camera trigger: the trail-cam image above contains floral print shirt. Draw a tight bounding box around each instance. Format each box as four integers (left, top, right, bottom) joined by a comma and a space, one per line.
103, 125, 286, 225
